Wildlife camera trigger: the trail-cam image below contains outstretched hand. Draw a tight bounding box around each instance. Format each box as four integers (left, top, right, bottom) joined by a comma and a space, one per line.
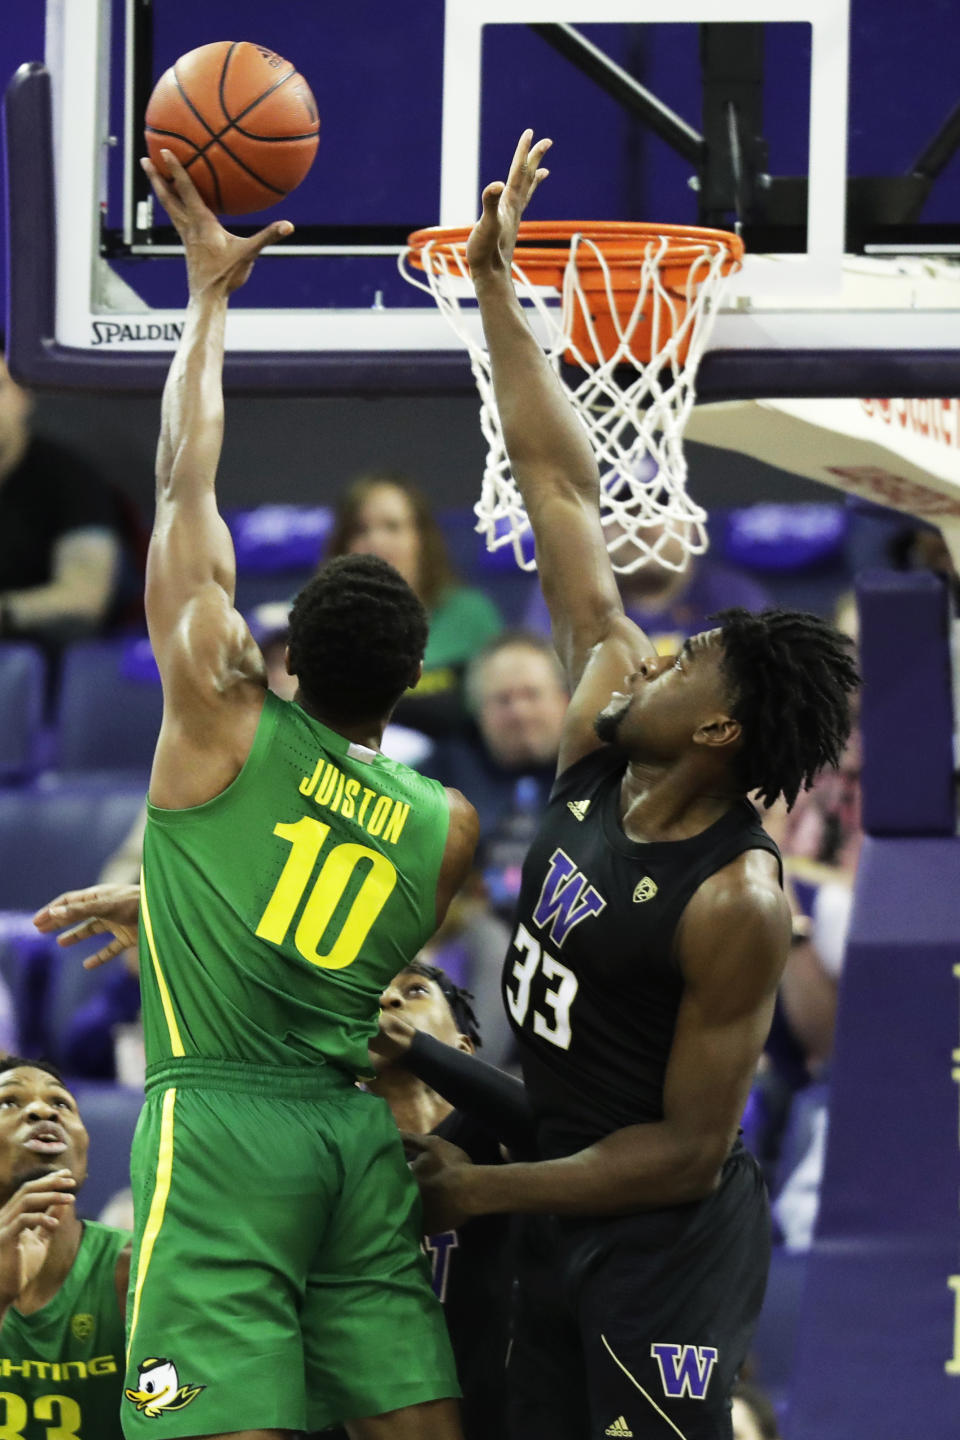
141, 150, 293, 296
402, 1131, 477, 1233
33, 884, 141, 970
465, 129, 552, 280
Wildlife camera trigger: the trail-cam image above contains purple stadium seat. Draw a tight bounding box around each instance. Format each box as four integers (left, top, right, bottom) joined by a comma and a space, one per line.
0, 777, 145, 911
0, 643, 46, 781
55, 638, 162, 777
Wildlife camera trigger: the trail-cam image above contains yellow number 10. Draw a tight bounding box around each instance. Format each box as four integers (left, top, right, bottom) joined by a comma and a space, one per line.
255, 816, 397, 970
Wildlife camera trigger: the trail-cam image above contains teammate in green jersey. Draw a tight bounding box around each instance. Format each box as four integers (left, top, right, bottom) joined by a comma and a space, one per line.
80, 150, 478, 1440
0, 1057, 130, 1440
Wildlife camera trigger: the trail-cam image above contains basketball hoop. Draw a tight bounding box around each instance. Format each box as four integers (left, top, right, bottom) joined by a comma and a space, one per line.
402, 221, 744, 573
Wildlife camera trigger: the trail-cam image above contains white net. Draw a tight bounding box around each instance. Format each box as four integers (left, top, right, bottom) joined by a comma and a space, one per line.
401, 227, 741, 573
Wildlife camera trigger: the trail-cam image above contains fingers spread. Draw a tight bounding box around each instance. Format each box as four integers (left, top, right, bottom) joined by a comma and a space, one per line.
246, 219, 294, 259
55, 918, 103, 948
509, 128, 535, 177
82, 940, 125, 971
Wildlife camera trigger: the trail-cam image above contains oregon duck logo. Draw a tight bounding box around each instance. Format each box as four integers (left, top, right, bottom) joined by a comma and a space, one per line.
125, 1358, 205, 1417
70, 1313, 94, 1341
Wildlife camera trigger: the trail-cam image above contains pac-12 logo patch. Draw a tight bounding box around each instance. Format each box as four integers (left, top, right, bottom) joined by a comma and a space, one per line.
70, 1312, 94, 1341
125, 1357, 205, 1418
633, 876, 658, 904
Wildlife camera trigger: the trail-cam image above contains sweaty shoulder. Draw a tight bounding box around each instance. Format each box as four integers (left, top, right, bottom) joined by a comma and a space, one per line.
435, 787, 480, 928
676, 847, 791, 994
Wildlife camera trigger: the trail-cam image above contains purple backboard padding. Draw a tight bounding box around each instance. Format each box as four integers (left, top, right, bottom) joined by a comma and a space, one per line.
856, 570, 955, 836
786, 833, 960, 1439
6, 61, 960, 397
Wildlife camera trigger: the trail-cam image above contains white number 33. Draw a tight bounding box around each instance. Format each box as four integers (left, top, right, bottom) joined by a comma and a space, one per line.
505, 923, 578, 1050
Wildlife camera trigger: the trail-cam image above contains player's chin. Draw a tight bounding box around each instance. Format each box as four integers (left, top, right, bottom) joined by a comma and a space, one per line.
593, 702, 629, 747
13, 1162, 66, 1189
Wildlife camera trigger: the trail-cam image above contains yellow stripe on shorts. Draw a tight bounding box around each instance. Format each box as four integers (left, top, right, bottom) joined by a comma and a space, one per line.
139, 871, 185, 1057
127, 1085, 177, 1360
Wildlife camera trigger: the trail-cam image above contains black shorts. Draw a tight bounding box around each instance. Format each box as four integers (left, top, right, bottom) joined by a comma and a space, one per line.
507, 1148, 771, 1440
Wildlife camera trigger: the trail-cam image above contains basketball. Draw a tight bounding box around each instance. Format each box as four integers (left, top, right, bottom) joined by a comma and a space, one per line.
144, 41, 319, 216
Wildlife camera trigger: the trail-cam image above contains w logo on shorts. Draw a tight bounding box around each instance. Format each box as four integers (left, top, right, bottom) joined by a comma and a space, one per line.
649, 1343, 718, 1399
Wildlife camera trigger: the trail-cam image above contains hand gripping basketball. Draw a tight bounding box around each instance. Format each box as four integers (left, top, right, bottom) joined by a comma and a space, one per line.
465, 128, 552, 279
141, 149, 293, 295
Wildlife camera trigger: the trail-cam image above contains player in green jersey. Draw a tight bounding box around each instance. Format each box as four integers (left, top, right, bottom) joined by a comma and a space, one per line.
81, 151, 478, 1440
0, 1057, 130, 1440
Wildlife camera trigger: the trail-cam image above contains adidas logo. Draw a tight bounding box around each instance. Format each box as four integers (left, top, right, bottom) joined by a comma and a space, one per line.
605, 1419, 633, 1437
568, 799, 590, 821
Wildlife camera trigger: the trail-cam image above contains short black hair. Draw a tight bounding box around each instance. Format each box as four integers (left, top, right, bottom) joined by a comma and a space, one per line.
0, 1054, 66, 1086
402, 961, 482, 1049
714, 607, 860, 810
288, 554, 429, 723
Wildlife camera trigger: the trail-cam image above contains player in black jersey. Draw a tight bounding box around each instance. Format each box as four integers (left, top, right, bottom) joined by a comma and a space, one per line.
321, 961, 513, 1440
407, 132, 860, 1440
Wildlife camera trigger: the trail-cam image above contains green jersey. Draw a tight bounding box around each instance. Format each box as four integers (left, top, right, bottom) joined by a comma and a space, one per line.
0, 1220, 128, 1440
139, 691, 451, 1075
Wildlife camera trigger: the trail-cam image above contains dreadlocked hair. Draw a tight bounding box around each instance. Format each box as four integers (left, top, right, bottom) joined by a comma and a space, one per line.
713, 607, 860, 810
288, 554, 429, 723
404, 960, 483, 1049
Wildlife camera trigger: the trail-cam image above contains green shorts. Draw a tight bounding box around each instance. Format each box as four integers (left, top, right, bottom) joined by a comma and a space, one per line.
121, 1058, 459, 1437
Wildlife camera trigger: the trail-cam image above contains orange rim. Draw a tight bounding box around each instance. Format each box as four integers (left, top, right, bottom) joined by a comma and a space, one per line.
406, 220, 744, 278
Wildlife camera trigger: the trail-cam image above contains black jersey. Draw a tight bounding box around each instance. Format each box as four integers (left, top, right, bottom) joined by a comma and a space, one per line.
502, 746, 781, 1161
427, 1108, 512, 1440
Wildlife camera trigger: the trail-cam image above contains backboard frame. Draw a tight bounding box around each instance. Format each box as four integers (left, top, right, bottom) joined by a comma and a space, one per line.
4, 0, 960, 395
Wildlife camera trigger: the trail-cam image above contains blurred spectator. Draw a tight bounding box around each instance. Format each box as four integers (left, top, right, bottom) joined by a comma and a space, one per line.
523, 516, 772, 654
0, 346, 145, 651
731, 1380, 782, 1440
423, 631, 568, 913
326, 471, 502, 736
98, 1186, 135, 1232
743, 587, 861, 1208
888, 520, 959, 602
424, 630, 568, 838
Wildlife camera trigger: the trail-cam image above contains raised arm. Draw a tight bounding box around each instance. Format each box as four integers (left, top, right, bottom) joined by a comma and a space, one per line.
467, 132, 656, 771
141, 151, 292, 808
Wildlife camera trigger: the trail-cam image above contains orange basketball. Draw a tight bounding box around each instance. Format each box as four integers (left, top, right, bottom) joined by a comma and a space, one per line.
145, 41, 319, 216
